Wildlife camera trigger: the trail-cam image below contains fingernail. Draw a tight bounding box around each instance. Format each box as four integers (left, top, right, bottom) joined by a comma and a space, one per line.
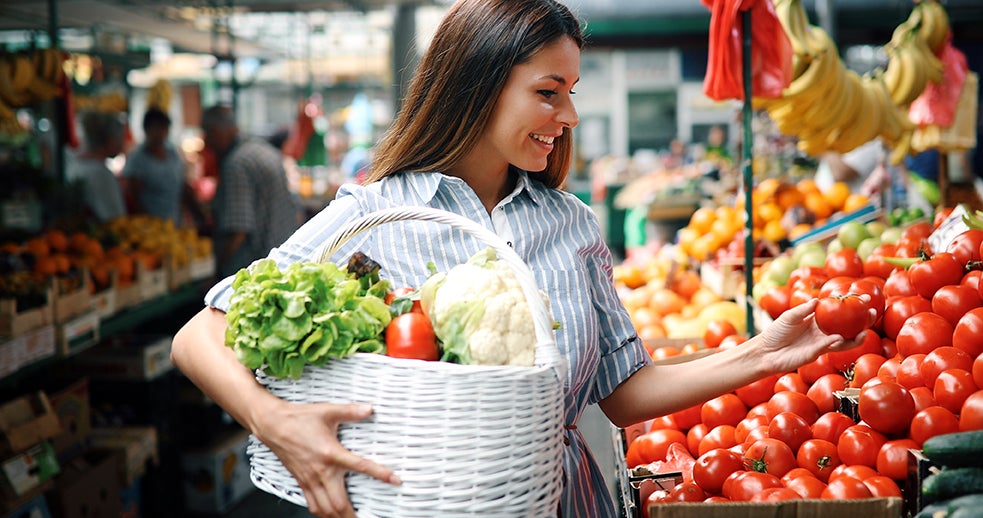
358, 404, 372, 414
390, 474, 402, 485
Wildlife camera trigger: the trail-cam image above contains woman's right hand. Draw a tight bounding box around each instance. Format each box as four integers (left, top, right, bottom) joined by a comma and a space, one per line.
252, 399, 402, 517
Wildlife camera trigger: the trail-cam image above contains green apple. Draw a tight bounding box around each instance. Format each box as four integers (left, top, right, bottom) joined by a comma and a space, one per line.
857, 236, 882, 261
752, 278, 779, 303
797, 247, 827, 268
865, 220, 887, 238
827, 238, 844, 254
837, 221, 872, 250
879, 226, 903, 245
793, 241, 825, 265
764, 255, 796, 285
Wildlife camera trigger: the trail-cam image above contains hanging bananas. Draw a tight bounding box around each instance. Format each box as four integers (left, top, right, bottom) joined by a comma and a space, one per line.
146, 79, 173, 112
0, 47, 64, 109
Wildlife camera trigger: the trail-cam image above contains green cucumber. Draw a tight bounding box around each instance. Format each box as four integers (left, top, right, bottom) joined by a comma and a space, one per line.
923, 468, 983, 504
923, 430, 983, 469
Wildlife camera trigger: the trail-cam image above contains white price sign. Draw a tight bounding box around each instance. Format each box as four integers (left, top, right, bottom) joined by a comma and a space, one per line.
928, 204, 970, 254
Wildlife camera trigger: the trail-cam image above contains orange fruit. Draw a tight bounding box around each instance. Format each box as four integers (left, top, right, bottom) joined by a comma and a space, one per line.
689, 207, 718, 234
763, 219, 787, 242
775, 186, 805, 211
631, 306, 662, 328
45, 230, 69, 253
804, 191, 833, 220
23, 237, 50, 258
823, 182, 851, 212
69, 232, 91, 254
51, 253, 71, 274
789, 223, 813, 240
650, 288, 686, 316
33, 256, 58, 277
796, 178, 820, 195
843, 193, 870, 213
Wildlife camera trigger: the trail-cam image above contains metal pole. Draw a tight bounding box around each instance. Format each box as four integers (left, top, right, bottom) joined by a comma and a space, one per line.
742, 8, 755, 336
48, 0, 64, 183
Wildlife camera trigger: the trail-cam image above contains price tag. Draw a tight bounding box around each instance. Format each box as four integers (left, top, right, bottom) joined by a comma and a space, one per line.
927, 204, 970, 254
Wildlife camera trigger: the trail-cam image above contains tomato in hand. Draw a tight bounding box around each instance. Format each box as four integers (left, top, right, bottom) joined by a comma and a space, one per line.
385, 312, 438, 360
693, 448, 745, 495
858, 381, 916, 435
815, 295, 869, 340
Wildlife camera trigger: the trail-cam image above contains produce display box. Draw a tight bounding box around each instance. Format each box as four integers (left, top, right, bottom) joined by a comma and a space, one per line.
77, 335, 173, 382
137, 263, 167, 302
1, 441, 59, 500
51, 272, 93, 324
189, 254, 216, 281
904, 448, 935, 518
834, 388, 861, 423
47, 378, 91, 462
0, 290, 53, 338
165, 250, 191, 292
45, 448, 122, 518
89, 426, 158, 487
115, 279, 141, 311
90, 271, 118, 320
645, 497, 902, 518
700, 257, 769, 301
55, 311, 100, 357
0, 325, 56, 380
180, 427, 254, 514
0, 392, 62, 457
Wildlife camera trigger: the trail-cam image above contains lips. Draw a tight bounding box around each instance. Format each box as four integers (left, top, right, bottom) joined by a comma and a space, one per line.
531, 133, 555, 144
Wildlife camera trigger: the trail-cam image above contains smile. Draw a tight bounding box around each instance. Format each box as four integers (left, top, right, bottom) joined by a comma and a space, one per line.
531, 134, 555, 144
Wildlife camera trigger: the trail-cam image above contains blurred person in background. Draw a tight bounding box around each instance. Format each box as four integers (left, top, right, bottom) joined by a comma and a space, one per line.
65, 110, 127, 223
121, 108, 206, 228
200, 104, 302, 278
815, 139, 883, 195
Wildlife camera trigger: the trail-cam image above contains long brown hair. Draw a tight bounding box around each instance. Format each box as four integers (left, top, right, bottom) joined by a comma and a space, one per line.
365, 0, 584, 189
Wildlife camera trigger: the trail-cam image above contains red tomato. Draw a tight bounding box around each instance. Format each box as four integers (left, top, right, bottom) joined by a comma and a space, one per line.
743, 438, 797, 478
897, 353, 927, 389
670, 403, 703, 431
825, 249, 865, 278
735, 374, 779, 408
821, 476, 873, 499
934, 208, 955, 230
819, 276, 855, 298
863, 475, 903, 498
797, 438, 841, 482
701, 394, 748, 429
798, 354, 836, 384
909, 253, 964, 299
935, 368, 978, 414
946, 229, 983, 265
759, 285, 793, 320
815, 295, 870, 340
631, 429, 688, 465
774, 372, 809, 394
812, 412, 856, 444
750, 487, 802, 502
903, 221, 933, 242
864, 244, 902, 279
852, 278, 887, 321
921, 347, 975, 388
686, 423, 709, 457
880, 337, 899, 358
848, 353, 888, 389
877, 356, 903, 380
963, 270, 983, 292
808, 373, 849, 414
828, 464, 878, 482
909, 386, 938, 412
858, 381, 916, 435
883, 269, 917, 298
768, 412, 813, 453
699, 425, 738, 456
975, 353, 983, 389
960, 390, 983, 431
910, 405, 960, 446
827, 331, 882, 373
664, 481, 707, 502
703, 496, 730, 502
740, 426, 770, 450
785, 475, 828, 499
954, 308, 983, 358
767, 391, 820, 424
883, 295, 932, 341
718, 334, 747, 351
876, 438, 919, 480
781, 467, 816, 484
724, 471, 784, 501
788, 266, 827, 286
734, 415, 771, 444
693, 448, 745, 495
932, 285, 983, 327
648, 415, 677, 431
704, 319, 738, 349
384, 286, 423, 313
837, 424, 887, 468
385, 312, 438, 360
896, 311, 954, 357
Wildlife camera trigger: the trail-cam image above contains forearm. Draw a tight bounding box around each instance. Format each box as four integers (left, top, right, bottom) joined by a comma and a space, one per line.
171, 307, 281, 435
600, 341, 770, 427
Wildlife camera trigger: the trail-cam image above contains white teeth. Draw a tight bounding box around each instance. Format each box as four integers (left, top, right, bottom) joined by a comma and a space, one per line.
531, 134, 554, 144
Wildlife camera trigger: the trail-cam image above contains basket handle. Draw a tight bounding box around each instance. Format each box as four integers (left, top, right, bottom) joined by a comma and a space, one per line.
316, 206, 564, 374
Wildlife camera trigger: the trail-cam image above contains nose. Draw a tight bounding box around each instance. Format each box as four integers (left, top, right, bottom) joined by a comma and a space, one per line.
558, 95, 579, 129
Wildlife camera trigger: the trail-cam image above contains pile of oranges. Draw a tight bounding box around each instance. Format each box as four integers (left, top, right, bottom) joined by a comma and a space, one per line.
677, 179, 869, 262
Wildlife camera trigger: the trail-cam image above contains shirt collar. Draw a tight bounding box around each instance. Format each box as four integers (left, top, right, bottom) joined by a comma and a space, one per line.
406, 169, 543, 207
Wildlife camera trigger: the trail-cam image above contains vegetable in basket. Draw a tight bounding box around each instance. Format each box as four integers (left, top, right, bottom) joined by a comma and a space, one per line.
419, 247, 550, 367
224, 252, 393, 379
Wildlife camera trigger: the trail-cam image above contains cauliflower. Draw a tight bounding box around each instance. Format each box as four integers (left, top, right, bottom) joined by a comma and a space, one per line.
419, 247, 549, 366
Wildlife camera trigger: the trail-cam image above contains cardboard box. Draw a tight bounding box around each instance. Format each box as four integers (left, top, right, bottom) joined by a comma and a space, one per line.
0, 291, 53, 338
644, 497, 902, 518
0, 393, 62, 456
0, 338, 18, 379
181, 427, 254, 514
114, 280, 141, 311
51, 273, 92, 324
136, 263, 167, 303
55, 312, 99, 357
834, 388, 861, 423
165, 250, 191, 291
189, 254, 215, 281
89, 426, 158, 486
47, 379, 90, 461
17, 325, 56, 367
90, 271, 118, 320
77, 336, 173, 382
45, 449, 122, 518
1, 442, 59, 498
905, 448, 936, 518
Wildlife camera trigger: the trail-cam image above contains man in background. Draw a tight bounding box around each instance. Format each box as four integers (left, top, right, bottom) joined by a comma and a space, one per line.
200, 105, 302, 278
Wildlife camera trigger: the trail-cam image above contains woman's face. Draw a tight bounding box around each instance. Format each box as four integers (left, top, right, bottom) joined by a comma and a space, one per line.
482, 36, 580, 173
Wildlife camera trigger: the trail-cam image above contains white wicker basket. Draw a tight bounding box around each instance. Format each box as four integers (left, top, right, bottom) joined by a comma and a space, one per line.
246, 207, 566, 517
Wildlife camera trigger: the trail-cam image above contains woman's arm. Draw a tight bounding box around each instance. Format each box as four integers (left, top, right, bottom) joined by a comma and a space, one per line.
171, 306, 400, 517
599, 299, 867, 427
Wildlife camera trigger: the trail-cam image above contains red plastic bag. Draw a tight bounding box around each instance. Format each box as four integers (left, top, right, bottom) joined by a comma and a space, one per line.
909, 37, 968, 128
702, 0, 794, 101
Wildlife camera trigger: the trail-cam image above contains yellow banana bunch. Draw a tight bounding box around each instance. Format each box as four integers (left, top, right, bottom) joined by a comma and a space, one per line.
918, 0, 950, 54
883, 3, 945, 107
0, 57, 32, 107
32, 47, 65, 85
146, 79, 173, 112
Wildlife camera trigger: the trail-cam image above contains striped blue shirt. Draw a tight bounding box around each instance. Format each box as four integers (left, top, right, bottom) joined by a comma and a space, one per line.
205, 170, 651, 516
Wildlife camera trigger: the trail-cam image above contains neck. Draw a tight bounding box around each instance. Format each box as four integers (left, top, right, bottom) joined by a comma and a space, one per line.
447, 158, 514, 214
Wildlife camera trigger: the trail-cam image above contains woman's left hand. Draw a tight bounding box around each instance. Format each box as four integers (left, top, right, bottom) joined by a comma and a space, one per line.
753, 297, 875, 375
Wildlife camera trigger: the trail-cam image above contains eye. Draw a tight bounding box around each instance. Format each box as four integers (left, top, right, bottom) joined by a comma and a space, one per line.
538, 90, 558, 99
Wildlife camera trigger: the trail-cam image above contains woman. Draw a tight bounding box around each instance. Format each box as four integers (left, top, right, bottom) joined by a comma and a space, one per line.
65, 110, 127, 223
171, 1, 869, 516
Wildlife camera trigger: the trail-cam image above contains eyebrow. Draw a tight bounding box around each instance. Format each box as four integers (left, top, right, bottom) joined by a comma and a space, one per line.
540, 74, 580, 85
